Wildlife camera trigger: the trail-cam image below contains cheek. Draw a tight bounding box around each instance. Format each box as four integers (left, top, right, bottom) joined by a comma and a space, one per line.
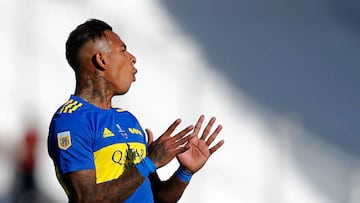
113, 66, 130, 86
108, 57, 131, 83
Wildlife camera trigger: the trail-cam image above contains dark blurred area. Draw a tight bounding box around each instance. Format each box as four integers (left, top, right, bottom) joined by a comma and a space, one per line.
0, 125, 53, 203
159, 0, 360, 157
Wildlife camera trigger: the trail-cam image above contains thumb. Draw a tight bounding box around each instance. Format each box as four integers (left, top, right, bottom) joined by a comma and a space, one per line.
145, 128, 153, 145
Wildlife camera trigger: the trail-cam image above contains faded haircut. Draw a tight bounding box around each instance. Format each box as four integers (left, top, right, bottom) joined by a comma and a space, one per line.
65, 19, 112, 71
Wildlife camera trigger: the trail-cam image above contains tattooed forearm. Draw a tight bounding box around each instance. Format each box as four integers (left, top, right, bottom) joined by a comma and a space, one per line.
64, 167, 146, 203
99, 168, 145, 202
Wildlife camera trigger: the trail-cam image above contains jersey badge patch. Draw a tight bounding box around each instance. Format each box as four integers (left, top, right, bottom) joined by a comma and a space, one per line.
57, 131, 72, 150
103, 128, 115, 138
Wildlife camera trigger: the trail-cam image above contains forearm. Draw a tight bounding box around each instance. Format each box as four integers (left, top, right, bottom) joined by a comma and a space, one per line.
150, 167, 192, 203
96, 168, 146, 202
65, 167, 146, 203
98, 157, 157, 202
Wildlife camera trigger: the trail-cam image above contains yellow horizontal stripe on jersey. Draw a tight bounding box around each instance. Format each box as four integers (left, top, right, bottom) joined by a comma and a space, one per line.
93, 142, 146, 184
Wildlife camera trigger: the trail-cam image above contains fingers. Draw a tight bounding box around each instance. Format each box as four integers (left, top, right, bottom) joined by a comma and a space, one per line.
197, 116, 224, 152
147, 121, 194, 168
209, 140, 225, 154
145, 128, 153, 145
169, 125, 194, 148
166, 116, 222, 149
205, 124, 223, 146
200, 116, 216, 140
193, 115, 205, 137
158, 119, 193, 145
162, 119, 182, 138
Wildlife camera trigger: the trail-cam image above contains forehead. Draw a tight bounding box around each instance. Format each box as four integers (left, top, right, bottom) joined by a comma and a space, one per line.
103, 30, 125, 47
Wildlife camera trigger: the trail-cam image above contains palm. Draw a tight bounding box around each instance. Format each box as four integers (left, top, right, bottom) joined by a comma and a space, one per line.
176, 115, 224, 173
177, 137, 210, 172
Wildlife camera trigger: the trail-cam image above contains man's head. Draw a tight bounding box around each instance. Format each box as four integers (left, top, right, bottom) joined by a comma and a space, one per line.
66, 19, 112, 71
66, 19, 137, 96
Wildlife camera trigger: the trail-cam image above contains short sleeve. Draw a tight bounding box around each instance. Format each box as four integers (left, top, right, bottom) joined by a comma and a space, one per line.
48, 113, 95, 175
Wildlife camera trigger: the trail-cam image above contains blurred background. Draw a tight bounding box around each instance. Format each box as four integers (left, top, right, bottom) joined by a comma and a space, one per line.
0, 0, 359, 202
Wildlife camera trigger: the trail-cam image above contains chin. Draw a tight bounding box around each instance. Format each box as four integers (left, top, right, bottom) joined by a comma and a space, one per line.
115, 88, 130, 96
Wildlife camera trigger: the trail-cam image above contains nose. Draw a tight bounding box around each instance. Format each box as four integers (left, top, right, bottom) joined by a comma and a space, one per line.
128, 52, 136, 65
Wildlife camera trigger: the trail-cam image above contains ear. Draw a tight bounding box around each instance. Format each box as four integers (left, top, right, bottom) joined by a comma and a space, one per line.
91, 52, 107, 71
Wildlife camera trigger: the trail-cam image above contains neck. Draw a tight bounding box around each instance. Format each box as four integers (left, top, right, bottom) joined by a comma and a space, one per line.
75, 72, 113, 109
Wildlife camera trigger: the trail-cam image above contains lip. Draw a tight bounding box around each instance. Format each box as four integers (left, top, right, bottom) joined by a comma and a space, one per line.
133, 67, 137, 81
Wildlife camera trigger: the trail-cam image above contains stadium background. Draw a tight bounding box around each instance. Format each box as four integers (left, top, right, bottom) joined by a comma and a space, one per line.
0, 0, 359, 202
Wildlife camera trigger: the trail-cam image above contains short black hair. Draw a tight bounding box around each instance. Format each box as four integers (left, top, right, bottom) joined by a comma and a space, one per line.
65, 19, 112, 71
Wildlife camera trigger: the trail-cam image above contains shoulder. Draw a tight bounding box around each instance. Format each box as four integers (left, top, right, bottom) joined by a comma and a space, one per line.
112, 107, 141, 123
58, 98, 84, 113
113, 107, 132, 115
49, 96, 96, 135
51, 96, 100, 122
55, 96, 92, 115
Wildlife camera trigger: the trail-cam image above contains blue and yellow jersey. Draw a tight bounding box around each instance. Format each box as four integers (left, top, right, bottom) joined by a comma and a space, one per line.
48, 95, 153, 202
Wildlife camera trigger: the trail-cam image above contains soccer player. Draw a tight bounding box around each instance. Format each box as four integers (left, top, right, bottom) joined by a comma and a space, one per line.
47, 19, 224, 203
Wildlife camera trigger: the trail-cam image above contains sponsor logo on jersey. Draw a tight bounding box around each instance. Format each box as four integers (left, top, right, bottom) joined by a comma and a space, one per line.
103, 128, 115, 138
93, 142, 146, 183
57, 131, 72, 150
128, 128, 143, 136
